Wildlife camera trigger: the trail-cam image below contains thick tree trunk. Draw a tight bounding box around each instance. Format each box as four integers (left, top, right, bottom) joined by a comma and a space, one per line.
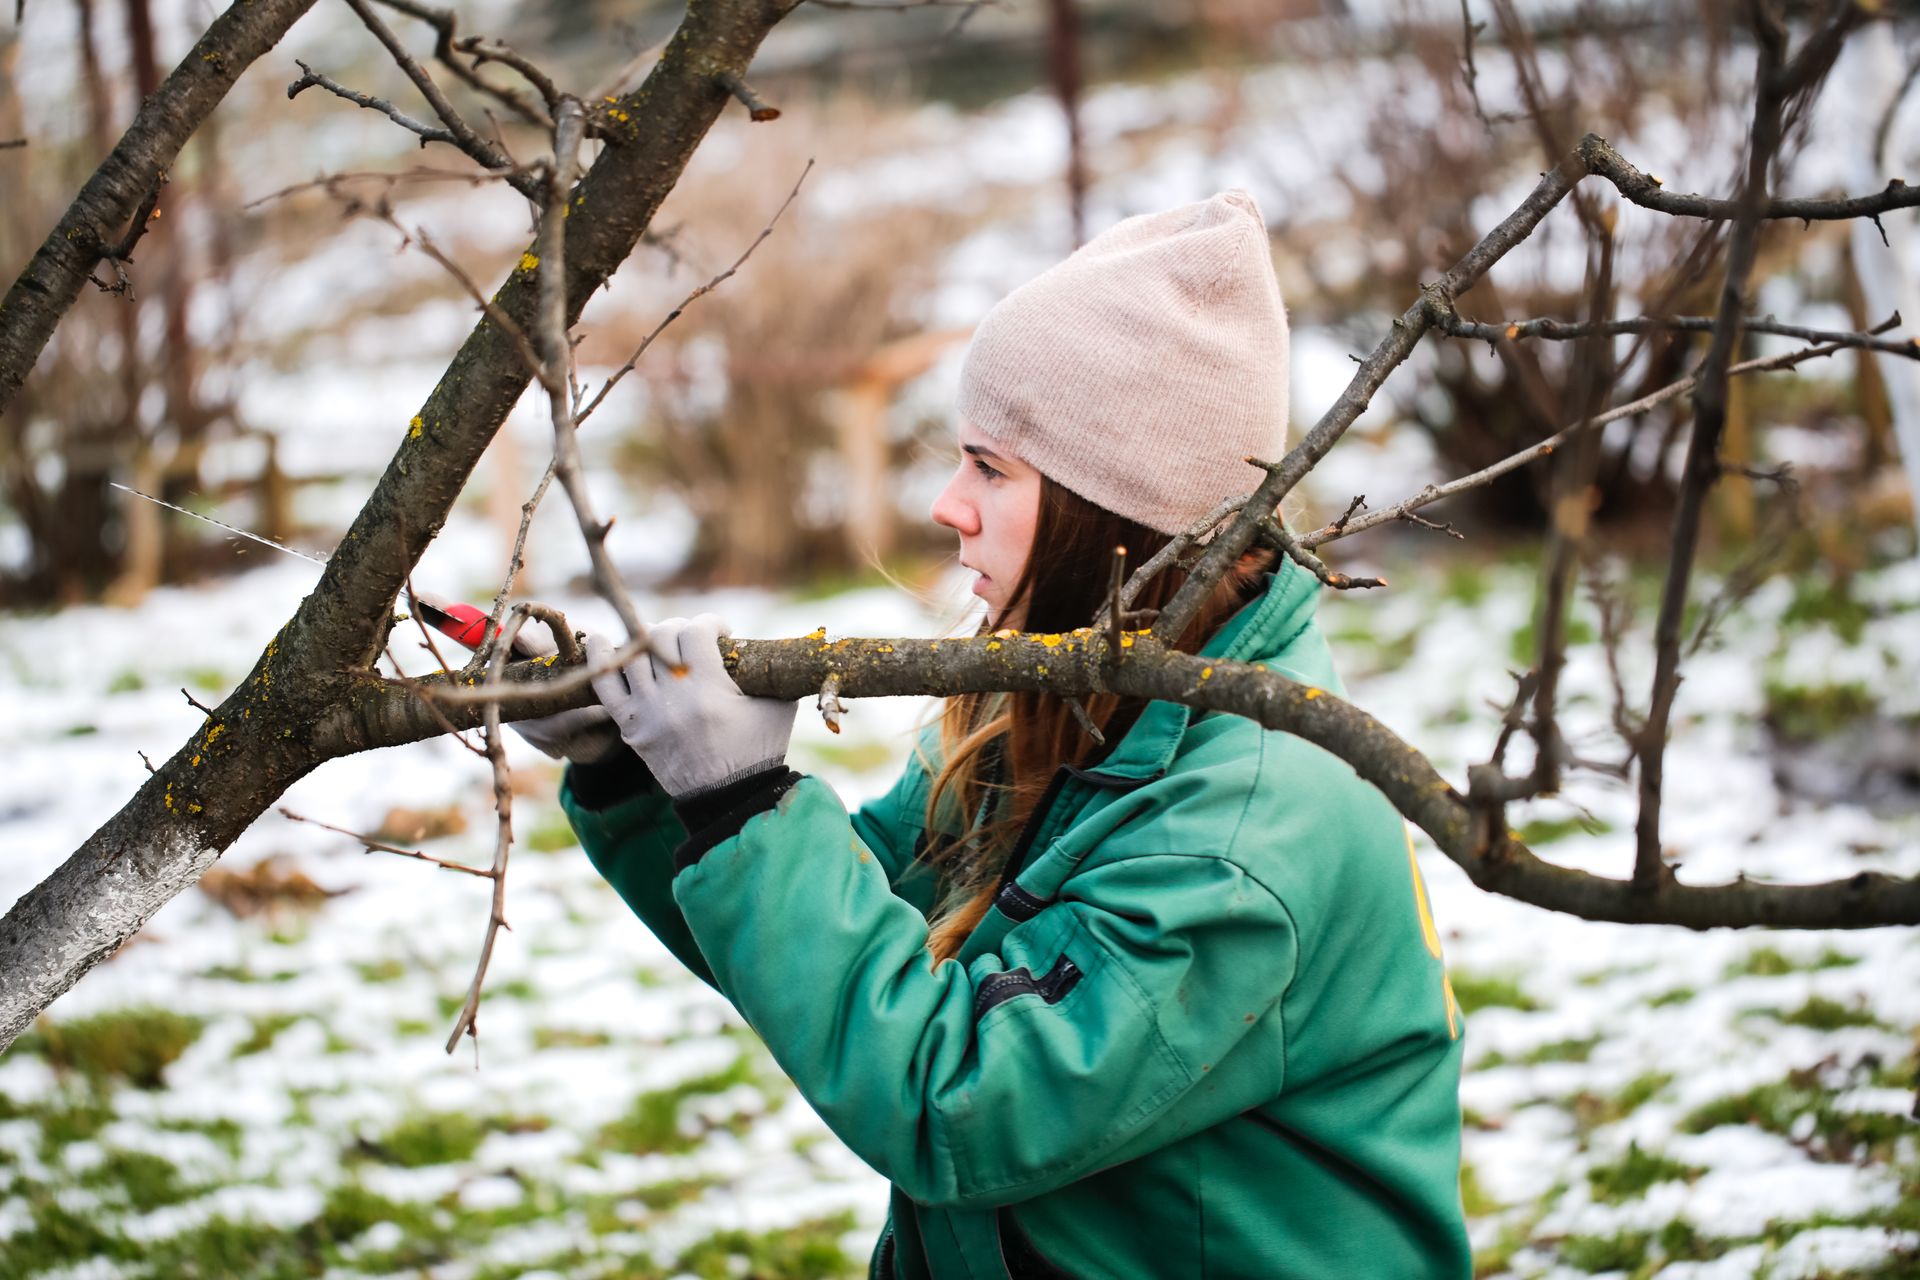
0, 0, 800, 1052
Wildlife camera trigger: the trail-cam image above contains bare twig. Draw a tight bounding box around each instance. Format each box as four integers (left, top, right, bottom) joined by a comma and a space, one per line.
288, 60, 456, 146
1063, 696, 1106, 746
575, 159, 812, 426
1874, 50, 1920, 172
181, 687, 216, 717
1584, 559, 1640, 751
1687, 468, 1800, 659
1302, 336, 1873, 550
538, 103, 644, 636
0, 138, 27, 150
338, 0, 536, 198
1634, 10, 1790, 896
1436, 309, 1920, 360
715, 69, 780, 121
818, 672, 848, 734
1152, 137, 1593, 643
361, 201, 545, 379
241, 164, 511, 211
1261, 520, 1387, 591
1458, 0, 1491, 131
1581, 133, 1920, 224
454, 36, 561, 114
279, 806, 492, 878
444, 603, 537, 1055
479, 459, 559, 666
137, 751, 157, 775
366, 0, 552, 128
1095, 493, 1245, 629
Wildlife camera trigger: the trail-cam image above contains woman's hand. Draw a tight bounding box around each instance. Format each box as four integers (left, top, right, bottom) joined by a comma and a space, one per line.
505, 629, 623, 764
585, 616, 797, 799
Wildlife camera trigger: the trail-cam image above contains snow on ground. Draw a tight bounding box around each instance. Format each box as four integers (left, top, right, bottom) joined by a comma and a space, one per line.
0, 525, 1916, 1278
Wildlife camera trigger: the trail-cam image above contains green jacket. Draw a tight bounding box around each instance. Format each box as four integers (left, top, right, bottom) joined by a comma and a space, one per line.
563, 561, 1469, 1279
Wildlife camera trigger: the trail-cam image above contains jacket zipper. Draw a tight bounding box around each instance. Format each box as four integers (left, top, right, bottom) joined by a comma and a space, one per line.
972, 953, 1084, 1019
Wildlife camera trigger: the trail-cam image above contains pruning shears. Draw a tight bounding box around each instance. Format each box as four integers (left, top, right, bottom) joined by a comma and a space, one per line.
110, 483, 540, 660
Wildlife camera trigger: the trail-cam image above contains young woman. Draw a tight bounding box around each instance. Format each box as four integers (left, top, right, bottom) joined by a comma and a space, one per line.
522, 191, 1469, 1278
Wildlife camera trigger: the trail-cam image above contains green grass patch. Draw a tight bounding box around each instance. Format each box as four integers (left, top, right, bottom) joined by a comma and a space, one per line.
1587, 1142, 1705, 1203
235, 1013, 303, 1057
1782, 576, 1873, 646
676, 1212, 857, 1280
183, 666, 230, 695
355, 957, 408, 983
804, 739, 902, 774
1557, 1218, 1722, 1275
1764, 680, 1877, 739
533, 1027, 612, 1050
1649, 987, 1696, 1007
1519, 1036, 1601, 1065
599, 1056, 761, 1155
79, 1148, 194, 1212
1449, 972, 1539, 1015
1459, 1161, 1499, 1217
16, 1008, 203, 1089
107, 669, 145, 694
1682, 1068, 1913, 1162
366, 1111, 487, 1167
525, 811, 580, 853
1727, 944, 1862, 979
632, 1176, 720, 1212
1509, 614, 1596, 666
1775, 995, 1885, 1031
1516, 813, 1610, 846
1569, 1072, 1673, 1138
0, 1193, 123, 1274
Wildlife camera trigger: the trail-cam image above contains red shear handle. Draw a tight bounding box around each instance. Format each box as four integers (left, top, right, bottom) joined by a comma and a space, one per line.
408, 591, 541, 659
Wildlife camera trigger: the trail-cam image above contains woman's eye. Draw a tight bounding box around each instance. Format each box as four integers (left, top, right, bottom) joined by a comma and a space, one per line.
971, 458, 1002, 482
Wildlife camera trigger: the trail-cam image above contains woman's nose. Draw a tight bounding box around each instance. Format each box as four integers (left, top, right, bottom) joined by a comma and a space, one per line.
929, 471, 978, 536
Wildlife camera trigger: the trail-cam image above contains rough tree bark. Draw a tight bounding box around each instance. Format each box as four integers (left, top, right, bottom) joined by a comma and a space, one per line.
0, 0, 805, 1051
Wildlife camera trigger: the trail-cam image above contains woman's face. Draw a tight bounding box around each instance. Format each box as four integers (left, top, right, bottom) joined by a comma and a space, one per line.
930, 418, 1041, 630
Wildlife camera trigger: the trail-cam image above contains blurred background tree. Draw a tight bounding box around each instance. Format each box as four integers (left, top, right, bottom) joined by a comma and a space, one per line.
3, 0, 1914, 605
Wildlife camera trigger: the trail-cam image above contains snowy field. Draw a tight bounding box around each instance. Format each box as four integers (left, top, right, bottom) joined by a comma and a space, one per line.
4, 1, 1918, 1275
0, 532, 1916, 1279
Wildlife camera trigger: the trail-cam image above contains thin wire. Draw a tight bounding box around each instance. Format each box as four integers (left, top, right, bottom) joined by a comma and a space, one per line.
109, 482, 330, 566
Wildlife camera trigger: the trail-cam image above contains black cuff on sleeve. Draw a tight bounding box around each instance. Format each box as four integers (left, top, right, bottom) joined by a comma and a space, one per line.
671, 766, 804, 872
564, 750, 661, 812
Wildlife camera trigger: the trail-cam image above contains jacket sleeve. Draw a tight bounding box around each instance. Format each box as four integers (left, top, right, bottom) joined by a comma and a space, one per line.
669, 771, 1298, 1210
564, 744, 936, 990
561, 755, 720, 989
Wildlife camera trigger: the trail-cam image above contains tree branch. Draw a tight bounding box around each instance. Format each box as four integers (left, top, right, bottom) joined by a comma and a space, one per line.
318, 629, 1920, 931
287, 60, 459, 147
0, 0, 320, 418
339, 0, 537, 198
1634, 9, 1790, 895
0, 0, 802, 1053
1435, 310, 1919, 360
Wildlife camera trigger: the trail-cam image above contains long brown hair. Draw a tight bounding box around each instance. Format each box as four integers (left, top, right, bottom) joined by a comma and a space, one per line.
919, 478, 1279, 961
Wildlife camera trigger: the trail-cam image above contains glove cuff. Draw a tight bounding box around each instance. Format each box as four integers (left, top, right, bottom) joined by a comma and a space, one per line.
564, 750, 660, 811
670, 763, 802, 873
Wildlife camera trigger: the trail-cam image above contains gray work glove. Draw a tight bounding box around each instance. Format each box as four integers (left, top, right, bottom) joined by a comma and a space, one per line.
585, 616, 797, 799
505, 629, 624, 764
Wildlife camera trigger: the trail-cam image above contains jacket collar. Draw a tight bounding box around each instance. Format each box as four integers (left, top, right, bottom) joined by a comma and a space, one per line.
1081, 557, 1321, 782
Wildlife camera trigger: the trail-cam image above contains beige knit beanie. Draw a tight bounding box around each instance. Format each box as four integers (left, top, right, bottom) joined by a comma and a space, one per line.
956, 189, 1289, 535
